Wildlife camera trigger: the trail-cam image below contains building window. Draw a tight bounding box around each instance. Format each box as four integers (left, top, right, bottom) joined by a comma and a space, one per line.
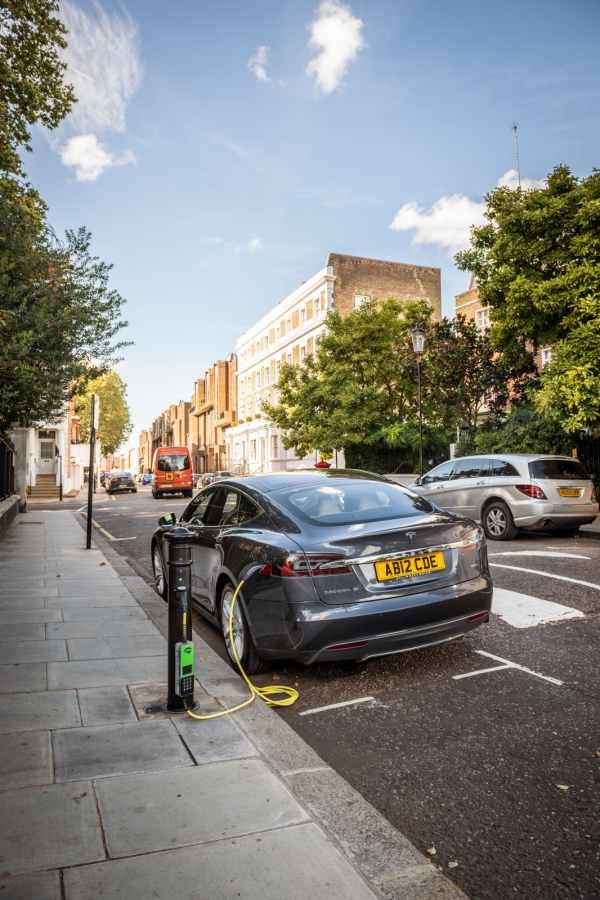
301, 308, 306, 322
300, 345, 306, 361
286, 318, 291, 332
287, 352, 292, 364
475, 306, 491, 332
271, 435, 278, 458
541, 347, 553, 368
275, 360, 281, 377
354, 293, 370, 308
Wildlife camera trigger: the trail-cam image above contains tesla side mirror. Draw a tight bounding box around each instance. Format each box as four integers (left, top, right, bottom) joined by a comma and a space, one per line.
158, 512, 177, 528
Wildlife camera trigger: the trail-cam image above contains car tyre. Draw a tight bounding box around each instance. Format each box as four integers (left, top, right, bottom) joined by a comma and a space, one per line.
483, 500, 518, 541
219, 581, 266, 675
151, 543, 167, 599
152, 489, 160, 499
184, 489, 193, 498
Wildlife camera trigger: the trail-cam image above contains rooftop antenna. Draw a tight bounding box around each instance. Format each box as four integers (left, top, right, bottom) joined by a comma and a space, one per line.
512, 123, 521, 189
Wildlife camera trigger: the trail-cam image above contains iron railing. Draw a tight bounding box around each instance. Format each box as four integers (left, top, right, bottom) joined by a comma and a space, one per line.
0, 436, 15, 501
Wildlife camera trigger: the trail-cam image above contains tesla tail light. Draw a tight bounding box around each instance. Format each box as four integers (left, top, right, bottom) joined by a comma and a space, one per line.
274, 554, 352, 577
516, 484, 547, 500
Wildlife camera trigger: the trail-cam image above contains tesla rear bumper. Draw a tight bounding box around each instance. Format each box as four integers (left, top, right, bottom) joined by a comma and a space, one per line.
256, 575, 493, 665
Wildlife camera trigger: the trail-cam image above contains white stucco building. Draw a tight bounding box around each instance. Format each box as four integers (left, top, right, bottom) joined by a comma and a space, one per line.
225, 265, 335, 474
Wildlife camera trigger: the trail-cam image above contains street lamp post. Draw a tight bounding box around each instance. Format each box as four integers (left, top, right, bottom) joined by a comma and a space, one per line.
410, 326, 426, 478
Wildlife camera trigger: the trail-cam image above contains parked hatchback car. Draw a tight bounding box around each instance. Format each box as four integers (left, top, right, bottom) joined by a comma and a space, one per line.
410, 454, 599, 540
106, 470, 137, 494
151, 470, 492, 673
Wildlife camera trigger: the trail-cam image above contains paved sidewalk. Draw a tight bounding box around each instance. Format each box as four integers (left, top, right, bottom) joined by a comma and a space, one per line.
0, 511, 464, 900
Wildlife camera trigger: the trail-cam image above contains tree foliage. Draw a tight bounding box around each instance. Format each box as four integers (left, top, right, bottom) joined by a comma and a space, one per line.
0, 179, 130, 435
0, 0, 75, 175
265, 299, 522, 471
470, 405, 572, 456
456, 165, 600, 434
74, 371, 132, 456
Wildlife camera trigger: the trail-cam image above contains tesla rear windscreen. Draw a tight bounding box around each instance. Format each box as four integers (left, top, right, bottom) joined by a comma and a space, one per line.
275, 481, 434, 526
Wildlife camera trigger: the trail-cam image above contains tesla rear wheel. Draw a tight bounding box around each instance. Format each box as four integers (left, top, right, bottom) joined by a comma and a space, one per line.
483, 501, 518, 541
152, 544, 167, 599
219, 582, 265, 675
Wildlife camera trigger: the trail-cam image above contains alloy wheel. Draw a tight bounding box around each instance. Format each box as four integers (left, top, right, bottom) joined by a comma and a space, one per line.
486, 506, 507, 538
221, 585, 245, 662
153, 547, 165, 597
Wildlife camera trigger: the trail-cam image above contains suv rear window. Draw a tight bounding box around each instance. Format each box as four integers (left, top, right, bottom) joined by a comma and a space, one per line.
529, 459, 589, 480
157, 454, 190, 472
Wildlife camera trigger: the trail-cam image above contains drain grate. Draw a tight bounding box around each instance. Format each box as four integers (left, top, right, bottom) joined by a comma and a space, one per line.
19, 521, 44, 525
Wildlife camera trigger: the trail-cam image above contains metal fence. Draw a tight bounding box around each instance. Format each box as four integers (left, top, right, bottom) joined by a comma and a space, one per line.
0, 436, 15, 501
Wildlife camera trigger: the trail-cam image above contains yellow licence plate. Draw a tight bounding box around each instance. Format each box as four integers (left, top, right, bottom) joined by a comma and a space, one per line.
558, 487, 580, 497
165, 472, 173, 481
374, 552, 446, 582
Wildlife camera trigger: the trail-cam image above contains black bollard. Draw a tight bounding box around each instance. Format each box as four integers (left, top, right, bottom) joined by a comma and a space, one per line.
164, 526, 194, 711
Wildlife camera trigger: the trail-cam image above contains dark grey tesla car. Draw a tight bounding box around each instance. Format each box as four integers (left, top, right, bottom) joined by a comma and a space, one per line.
151, 470, 492, 673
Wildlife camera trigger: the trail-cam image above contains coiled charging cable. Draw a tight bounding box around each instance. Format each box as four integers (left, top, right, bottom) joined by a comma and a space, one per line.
184, 578, 299, 720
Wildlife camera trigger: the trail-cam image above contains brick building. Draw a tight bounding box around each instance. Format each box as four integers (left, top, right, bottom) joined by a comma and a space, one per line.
226, 253, 441, 474
138, 429, 153, 474
190, 356, 237, 474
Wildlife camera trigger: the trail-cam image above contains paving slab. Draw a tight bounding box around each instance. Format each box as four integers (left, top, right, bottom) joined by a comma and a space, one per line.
0, 730, 53, 791
47, 619, 159, 639
0, 780, 104, 876
0, 690, 80, 733
67, 634, 165, 660
78, 685, 138, 726
53, 719, 192, 781
61, 606, 148, 622
0, 608, 61, 624
0, 639, 67, 664
95, 758, 309, 858
0, 662, 46, 693
0, 596, 47, 609
48, 657, 166, 689
0, 870, 61, 900
174, 712, 258, 765
0, 623, 45, 641
63, 823, 376, 900
48, 594, 137, 607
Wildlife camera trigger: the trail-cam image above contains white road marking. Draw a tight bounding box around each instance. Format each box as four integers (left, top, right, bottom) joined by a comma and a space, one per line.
453, 663, 512, 680
299, 696, 375, 717
492, 587, 584, 628
490, 562, 600, 593
476, 650, 563, 686
489, 551, 591, 560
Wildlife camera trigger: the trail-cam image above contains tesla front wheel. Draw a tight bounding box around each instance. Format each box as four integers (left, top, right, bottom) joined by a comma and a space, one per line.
152, 544, 167, 599
219, 582, 265, 675
483, 501, 518, 540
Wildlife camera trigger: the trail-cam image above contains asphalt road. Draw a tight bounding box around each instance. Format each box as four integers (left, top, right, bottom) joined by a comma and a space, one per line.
87, 486, 600, 900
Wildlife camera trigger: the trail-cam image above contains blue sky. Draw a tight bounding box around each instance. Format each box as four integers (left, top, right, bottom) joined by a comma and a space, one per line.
28, 0, 600, 450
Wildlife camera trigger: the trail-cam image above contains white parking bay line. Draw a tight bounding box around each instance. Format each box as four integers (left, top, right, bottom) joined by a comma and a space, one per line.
490, 562, 600, 593
489, 551, 591, 560
453, 650, 563, 686
492, 587, 584, 628
299, 696, 375, 717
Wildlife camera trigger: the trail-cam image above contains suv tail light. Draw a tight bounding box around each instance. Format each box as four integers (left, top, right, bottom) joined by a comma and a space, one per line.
516, 484, 547, 500
273, 554, 352, 577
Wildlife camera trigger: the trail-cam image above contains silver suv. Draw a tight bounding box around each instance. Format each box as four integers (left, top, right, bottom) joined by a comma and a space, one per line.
410, 454, 598, 540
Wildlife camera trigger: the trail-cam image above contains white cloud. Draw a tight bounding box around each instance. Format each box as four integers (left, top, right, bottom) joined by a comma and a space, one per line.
497, 168, 546, 190
247, 237, 263, 253
306, 1, 364, 95
60, 0, 142, 133
390, 170, 545, 255
248, 45, 270, 82
60, 134, 135, 181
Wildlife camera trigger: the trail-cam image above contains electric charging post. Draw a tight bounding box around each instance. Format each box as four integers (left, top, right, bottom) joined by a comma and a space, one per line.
164, 526, 195, 711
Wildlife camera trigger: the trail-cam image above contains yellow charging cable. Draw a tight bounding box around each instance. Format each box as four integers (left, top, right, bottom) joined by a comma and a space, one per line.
184, 578, 299, 720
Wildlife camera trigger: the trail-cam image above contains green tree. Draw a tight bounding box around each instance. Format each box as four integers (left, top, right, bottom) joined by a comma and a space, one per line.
0, 0, 75, 175
74, 371, 132, 456
471, 405, 572, 456
456, 165, 600, 434
0, 179, 130, 435
265, 299, 520, 471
